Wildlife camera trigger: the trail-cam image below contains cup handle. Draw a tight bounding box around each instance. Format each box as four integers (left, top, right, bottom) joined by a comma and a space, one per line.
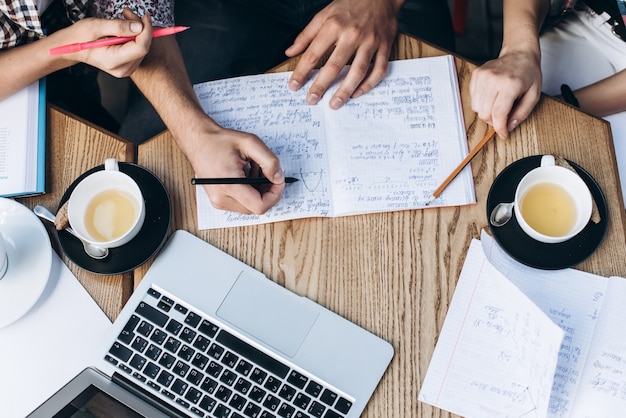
104, 158, 119, 172
540, 154, 555, 167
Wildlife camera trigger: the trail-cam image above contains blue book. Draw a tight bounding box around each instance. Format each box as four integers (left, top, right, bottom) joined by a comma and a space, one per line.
0, 79, 46, 197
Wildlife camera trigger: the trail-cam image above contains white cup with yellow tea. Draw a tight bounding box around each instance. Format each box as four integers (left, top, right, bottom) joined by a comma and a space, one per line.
513, 155, 592, 244
68, 158, 145, 249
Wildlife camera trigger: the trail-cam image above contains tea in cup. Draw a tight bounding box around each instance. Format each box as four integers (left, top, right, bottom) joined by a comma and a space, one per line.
513, 155, 592, 243
68, 159, 145, 248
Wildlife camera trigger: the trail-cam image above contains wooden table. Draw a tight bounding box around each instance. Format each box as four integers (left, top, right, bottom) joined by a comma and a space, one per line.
20, 33, 626, 417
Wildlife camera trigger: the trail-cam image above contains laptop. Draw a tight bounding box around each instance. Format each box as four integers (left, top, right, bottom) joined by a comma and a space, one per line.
29, 230, 393, 418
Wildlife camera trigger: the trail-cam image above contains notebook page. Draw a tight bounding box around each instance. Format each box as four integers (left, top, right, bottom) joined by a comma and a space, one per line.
194, 72, 333, 229
419, 239, 563, 418
569, 276, 626, 417
480, 231, 609, 417
324, 56, 474, 215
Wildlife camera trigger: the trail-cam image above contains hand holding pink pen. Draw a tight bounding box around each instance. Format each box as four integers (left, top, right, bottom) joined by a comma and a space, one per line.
48, 26, 189, 56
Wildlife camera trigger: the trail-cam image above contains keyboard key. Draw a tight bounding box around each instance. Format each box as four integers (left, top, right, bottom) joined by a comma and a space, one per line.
173, 360, 190, 377
144, 362, 161, 379
319, 389, 337, 406
222, 351, 239, 368
174, 303, 188, 314
181, 327, 197, 343
220, 369, 238, 386
118, 329, 134, 345
185, 311, 202, 327
251, 368, 268, 385
264, 376, 280, 393
175, 398, 190, 409
217, 330, 289, 379
151, 329, 167, 345
129, 354, 147, 371
234, 378, 252, 395
263, 394, 281, 411
159, 352, 176, 369
229, 393, 247, 411
136, 302, 168, 327
192, 352, 209, 369
213, 404, 231, 418
308, 401, 325, 417
235, 359, 253, 376
179, 344, 195, 361
278, 384, 296, 402
287, 371, 308, 389
293, 392, 311, 410
159, 296, 175, 311
249, 386, 266, 403
243, 402, 262, 417
277, 403, 295, 418
335, 397, 352, 414
172, 378, 189, 396
145, 344, 162, 361
199, 395, 216, 413
215, 385, 233, 403
201, 377, 219, 394
323, 410, 342, 418
199, 320, 219, 338
166, 319, 183, 335
131, 336, 148, 353
137, 320, 154, 337
187, 368, 205, 386
207, 361, 223, 378
193, 335, 211, 351
208, 343, 225, 359
305, 382, 322, 398
109, 342, 132, 362
147, 288, 161, 299
164, 336, 182, 353
186, 387, 203, 404
157, 370, 174, 387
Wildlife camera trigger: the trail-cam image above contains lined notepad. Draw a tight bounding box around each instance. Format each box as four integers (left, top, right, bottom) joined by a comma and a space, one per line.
419, 231, 626, 418
193, 56, 475, 229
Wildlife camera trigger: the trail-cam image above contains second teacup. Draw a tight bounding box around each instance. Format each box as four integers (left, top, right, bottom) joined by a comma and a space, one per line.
513, 155, 592, 244
68, 158, 145, 249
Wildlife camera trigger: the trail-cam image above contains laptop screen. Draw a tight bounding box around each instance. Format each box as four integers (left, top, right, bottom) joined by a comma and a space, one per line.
53, 386, 143, 418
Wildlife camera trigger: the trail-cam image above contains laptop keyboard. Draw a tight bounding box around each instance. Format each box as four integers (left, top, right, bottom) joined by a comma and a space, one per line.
105, 286, 354, 418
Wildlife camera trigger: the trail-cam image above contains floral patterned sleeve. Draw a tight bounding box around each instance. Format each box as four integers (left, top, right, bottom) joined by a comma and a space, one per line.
92, 0, 174, 28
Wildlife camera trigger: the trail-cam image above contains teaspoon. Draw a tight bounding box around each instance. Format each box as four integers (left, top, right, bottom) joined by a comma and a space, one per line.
489, 201, 515, 227
34, 205, 109, 260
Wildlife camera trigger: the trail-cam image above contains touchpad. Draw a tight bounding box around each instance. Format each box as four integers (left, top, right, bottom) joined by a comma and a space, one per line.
216, 271, 319, 358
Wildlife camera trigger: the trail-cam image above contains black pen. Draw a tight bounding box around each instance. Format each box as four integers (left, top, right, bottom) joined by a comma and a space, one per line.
191, 177, 299, 185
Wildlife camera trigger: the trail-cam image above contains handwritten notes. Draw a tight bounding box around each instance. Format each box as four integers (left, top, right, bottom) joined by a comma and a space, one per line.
418, 238, 564, 417
193, 56, 474, 229
420, 231, 626, 417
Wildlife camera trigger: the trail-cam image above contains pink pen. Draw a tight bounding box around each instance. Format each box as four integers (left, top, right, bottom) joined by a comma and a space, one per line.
48, 26, 189, 56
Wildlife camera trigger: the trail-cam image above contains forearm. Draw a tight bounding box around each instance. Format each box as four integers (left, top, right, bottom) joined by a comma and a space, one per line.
574, 70, 626, 117
0, 35, 74, 99
128, 36, 218, 158
500, 0, 549, 59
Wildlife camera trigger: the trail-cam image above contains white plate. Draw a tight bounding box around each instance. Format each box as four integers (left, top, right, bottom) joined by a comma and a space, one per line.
0, 198, 52, 328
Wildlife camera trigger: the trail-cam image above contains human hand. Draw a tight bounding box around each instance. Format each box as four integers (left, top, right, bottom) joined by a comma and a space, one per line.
53, 8, 152, 78
186, 124, 286, 214
285, 0, 401, 109
469, 50, 543, 138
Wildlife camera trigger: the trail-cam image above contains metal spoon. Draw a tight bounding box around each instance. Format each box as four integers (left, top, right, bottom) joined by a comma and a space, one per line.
34, 205, 109, 260
490, 202, 515, 227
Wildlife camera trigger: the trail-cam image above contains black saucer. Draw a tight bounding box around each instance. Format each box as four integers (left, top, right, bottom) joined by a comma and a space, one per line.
58, 163, 171, 275
486, 155, 608, 270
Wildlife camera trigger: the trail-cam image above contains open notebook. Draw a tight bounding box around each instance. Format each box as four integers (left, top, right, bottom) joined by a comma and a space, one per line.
30, 230, 393, 418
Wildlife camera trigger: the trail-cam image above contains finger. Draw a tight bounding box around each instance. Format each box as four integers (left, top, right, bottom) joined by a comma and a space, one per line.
203, 185, 253, 214
285, 16, 323, 59
326, 48, 375, 109
351, 47, 389, 99
507, 89, 541, 133
305, 40, 360, 105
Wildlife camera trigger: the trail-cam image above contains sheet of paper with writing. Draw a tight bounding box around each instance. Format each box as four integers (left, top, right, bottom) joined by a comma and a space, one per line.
193, 56, 474, 229
418, 238, 564, 417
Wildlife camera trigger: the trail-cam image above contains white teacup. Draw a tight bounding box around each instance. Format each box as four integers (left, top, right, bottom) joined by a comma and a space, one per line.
514, 155, 592, 244
68, 158, 145, 249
